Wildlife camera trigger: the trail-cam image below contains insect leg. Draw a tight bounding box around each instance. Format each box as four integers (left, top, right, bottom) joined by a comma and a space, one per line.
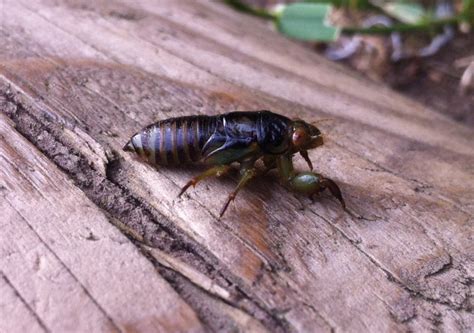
319, 177, 346, 210
277, 155, 346, 210
178, 165, 231, 197
219, 166, 257, 218
289, 172, 346, 210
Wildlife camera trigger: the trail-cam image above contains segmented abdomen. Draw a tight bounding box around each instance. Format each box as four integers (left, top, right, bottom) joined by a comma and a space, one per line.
124, 115, 217, 165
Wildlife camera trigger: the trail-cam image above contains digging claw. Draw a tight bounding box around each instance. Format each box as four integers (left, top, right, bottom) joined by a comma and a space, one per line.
178, 181, 194, 197
321, 177, 346, 210
289, 172, 346, 211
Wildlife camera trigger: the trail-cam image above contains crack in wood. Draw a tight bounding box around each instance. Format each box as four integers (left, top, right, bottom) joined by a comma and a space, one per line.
423, 255, 453, 280
139, 246, 274, 333
0, 272, 50, 333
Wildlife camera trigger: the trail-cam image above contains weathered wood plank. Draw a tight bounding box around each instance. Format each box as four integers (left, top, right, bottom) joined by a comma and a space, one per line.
0, 114, 204, 332
0, 0, 472, 332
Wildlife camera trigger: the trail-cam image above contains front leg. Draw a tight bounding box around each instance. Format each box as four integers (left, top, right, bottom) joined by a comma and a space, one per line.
289, 172, 346, 209
277, 155, 346, 210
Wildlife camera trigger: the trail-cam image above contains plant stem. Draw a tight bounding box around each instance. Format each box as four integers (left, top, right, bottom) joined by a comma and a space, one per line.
342, 17, 460, 35
222, 0, 276, 20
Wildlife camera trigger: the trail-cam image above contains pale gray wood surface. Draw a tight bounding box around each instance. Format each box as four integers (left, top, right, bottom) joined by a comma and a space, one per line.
0, 0, 472, 332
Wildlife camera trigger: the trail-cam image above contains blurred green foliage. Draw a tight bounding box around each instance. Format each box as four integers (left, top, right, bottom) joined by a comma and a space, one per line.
224, 0, 473, 41
276, 3, 340, 41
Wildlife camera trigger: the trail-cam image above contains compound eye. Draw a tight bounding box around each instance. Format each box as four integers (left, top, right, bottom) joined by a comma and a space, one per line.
292, 128, 309, 148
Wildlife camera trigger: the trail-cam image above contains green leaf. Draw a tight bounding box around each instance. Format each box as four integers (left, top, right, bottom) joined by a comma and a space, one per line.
276, 3, 340, 42
222, 0, 275, 20
303, 0, 372, 10
381, 2, 427, 24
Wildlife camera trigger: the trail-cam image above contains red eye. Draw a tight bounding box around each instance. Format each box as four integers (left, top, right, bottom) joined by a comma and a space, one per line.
292, 129, 308, 147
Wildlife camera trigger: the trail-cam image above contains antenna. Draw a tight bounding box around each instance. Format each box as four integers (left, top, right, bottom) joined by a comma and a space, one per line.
311, 118, 334, 126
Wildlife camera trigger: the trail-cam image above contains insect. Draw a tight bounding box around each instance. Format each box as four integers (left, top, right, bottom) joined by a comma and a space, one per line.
123, 110, 345, 217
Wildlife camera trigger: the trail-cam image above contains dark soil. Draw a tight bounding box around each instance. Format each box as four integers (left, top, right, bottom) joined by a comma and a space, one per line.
398, 33, 474, 126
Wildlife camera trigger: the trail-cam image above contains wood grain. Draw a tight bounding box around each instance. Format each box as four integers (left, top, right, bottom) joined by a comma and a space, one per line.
0, 273, 46, 333
0, 0, 472, 332
0, 114, 204, 331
